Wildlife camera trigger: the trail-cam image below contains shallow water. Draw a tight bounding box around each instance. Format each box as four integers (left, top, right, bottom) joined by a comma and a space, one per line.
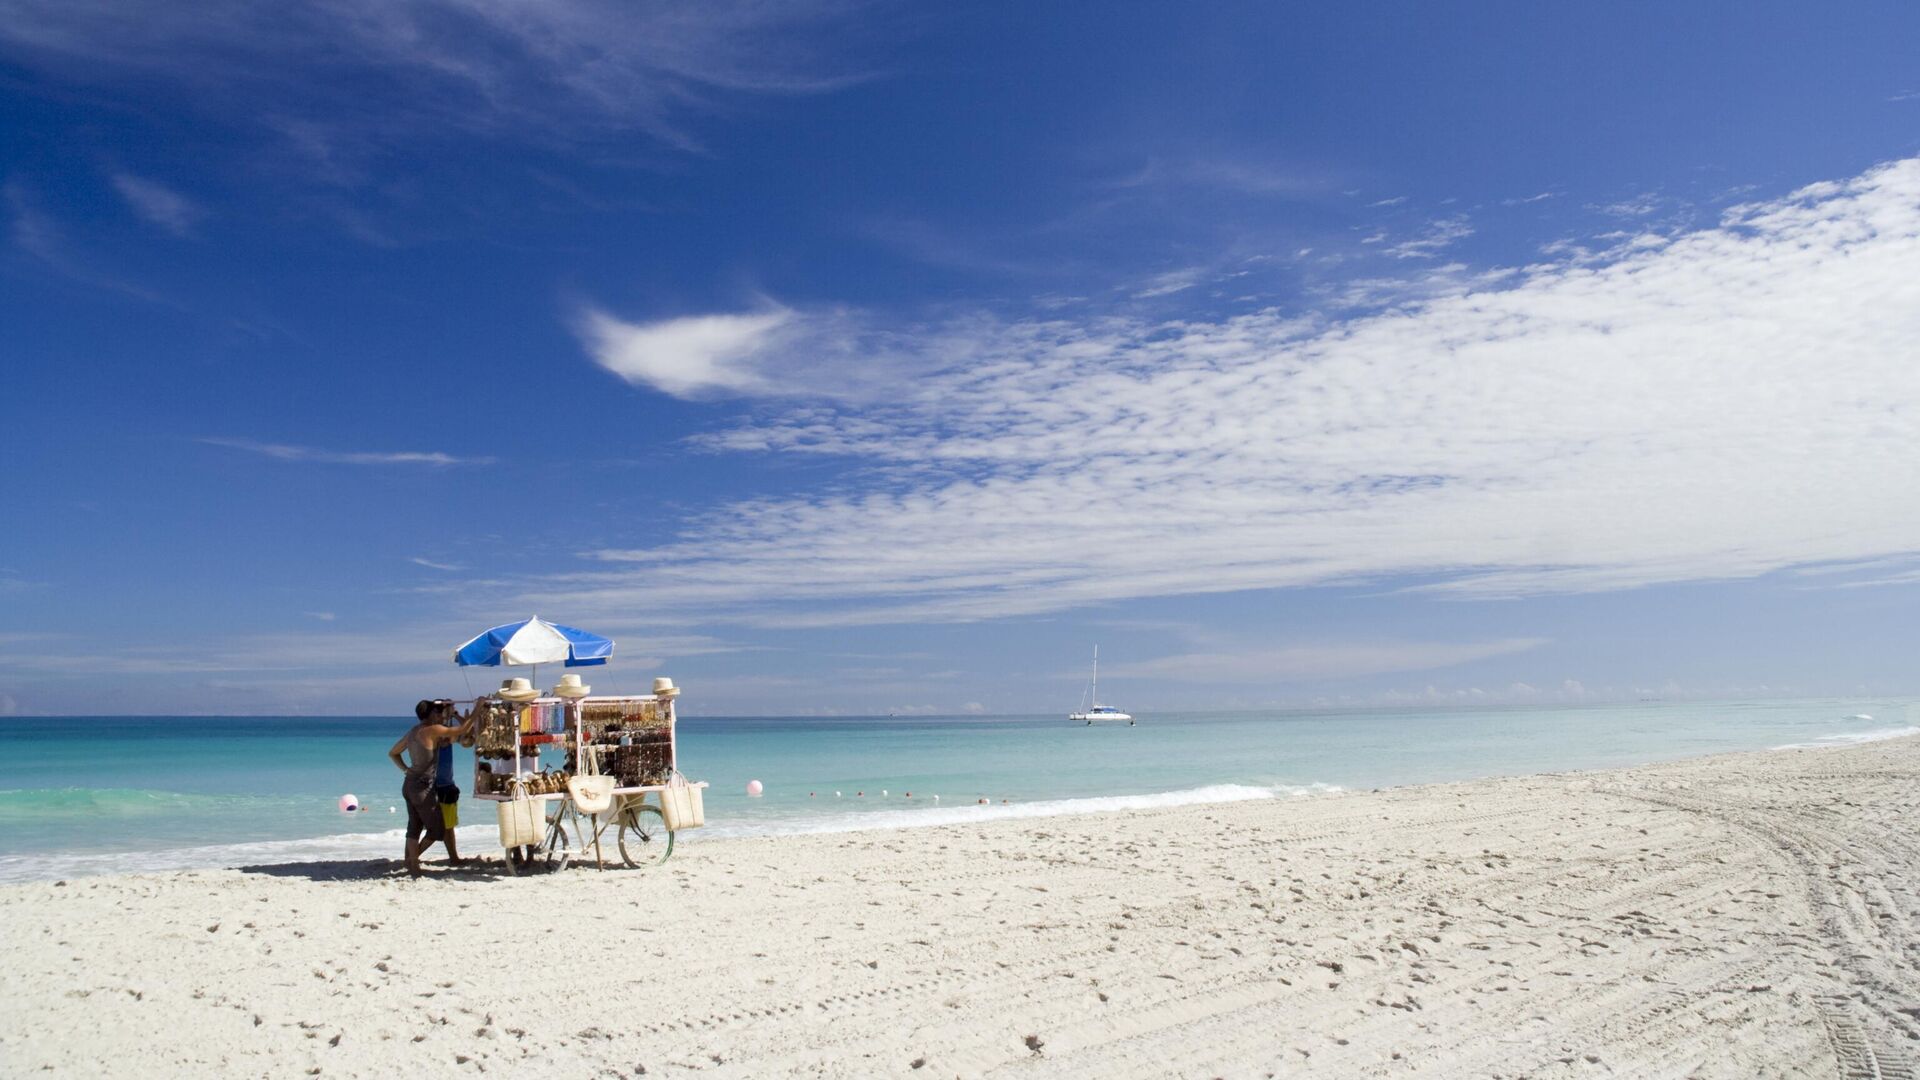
0, 699, 1912, 882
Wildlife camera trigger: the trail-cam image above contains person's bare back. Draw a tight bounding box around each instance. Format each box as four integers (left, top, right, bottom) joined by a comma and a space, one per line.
395, 723, 449, 779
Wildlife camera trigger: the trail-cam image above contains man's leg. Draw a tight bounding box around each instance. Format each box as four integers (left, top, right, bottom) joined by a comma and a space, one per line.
403, 782, 427, 876
420, 821, 446, 863
404, 823, 423, 876
433, 788, 463, 865
416, 794, 447, 866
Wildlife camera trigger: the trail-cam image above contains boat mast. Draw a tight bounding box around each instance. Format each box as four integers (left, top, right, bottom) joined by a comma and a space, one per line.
1091, 645, 1099, 707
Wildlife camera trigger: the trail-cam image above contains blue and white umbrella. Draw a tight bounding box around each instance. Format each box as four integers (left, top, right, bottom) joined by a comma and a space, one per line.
452, 616, 614, 668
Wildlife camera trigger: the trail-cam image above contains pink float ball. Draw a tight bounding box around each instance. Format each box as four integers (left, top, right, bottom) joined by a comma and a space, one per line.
337, 794, 359, 812
746, 779, 764, 797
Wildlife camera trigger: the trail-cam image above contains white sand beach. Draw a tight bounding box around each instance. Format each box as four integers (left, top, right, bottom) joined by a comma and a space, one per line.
4, 736, 1918, 1078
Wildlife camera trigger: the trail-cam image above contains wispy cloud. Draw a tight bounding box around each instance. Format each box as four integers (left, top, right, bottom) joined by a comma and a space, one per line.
0, 570, 45, 593
5, 179, 167, 301
1594, 193, 1662, 218
856, 215, 1063, 278
5, 179, 59, 261
1131, 266, 1207, 298
110, 173, 201, 235
1833, 571, 1920, 588
533, 156, 1920, 628
1385, 216, 1473, 259
1816, 556, 1920, 589
0, 624, 736, 680
0, 0, 877, 152
1112, 157, 1332, 197
409, 557, 464, 572
1110, 638, 1549, 682
201, 436, 487, 467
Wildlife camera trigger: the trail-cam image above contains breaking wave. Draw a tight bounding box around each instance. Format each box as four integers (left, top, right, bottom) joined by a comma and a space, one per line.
696, 782, 1343, 840
1772, 726, 1920, 750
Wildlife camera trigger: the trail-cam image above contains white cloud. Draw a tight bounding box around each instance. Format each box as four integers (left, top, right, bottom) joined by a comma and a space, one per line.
579, 306, 792, 398
576, 302, 976, 402
526, 155, 1920, 629
110, 174, 200, 235
201, 436, 486, 466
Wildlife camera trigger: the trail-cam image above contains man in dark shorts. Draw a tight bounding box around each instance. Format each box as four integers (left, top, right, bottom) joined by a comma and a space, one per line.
388, 699, 479, 877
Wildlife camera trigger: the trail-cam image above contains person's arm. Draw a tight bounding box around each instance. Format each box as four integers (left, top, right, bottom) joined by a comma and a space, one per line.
430, 709, 481, 746
388, 734, 411, 772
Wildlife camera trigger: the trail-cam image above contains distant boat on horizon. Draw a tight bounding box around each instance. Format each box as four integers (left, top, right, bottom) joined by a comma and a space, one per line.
1070, 645, 1133, 725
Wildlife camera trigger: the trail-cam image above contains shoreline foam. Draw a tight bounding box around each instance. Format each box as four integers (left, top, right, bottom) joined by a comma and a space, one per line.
0, 781, 1343, 884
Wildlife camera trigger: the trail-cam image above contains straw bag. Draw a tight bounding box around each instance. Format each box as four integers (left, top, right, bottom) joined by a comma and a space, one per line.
567, 745, 616, 815
658, 770, 705, 831
497, 782, 540, 848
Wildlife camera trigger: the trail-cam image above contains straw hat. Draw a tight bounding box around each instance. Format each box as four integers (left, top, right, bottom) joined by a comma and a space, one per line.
652, 676, 681, 699
551, 673, 591, 699
497, 677, 539, 702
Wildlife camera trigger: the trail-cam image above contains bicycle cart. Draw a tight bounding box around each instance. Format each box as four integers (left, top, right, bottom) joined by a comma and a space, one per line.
469, 683, 705, 873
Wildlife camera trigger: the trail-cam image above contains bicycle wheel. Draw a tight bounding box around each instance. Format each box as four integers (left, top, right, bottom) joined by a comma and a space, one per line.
616, 803, 674, 868
542, 820, 571, 872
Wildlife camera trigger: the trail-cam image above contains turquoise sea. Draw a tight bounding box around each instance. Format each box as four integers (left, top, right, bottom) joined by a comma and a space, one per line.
0, 699, 1913, 883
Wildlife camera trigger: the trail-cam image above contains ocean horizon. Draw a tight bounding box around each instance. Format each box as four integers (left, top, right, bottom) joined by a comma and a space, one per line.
1, 697, 1912, 885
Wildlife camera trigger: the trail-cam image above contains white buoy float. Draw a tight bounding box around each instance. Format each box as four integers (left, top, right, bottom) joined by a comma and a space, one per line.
337, 794, 359, 812
747, 779, 764, 797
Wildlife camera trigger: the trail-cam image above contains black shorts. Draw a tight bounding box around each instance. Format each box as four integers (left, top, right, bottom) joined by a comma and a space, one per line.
403, 776, 445, 842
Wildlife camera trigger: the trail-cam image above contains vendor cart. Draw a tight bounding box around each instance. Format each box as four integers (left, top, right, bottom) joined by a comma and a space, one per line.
467, 686, 705, 873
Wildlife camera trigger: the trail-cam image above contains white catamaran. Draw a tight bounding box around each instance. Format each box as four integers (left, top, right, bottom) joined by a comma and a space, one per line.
1069, 645, 1133, 725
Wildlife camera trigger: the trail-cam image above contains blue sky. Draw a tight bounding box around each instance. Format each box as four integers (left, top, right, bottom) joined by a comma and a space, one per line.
2, 2, 1919, 715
